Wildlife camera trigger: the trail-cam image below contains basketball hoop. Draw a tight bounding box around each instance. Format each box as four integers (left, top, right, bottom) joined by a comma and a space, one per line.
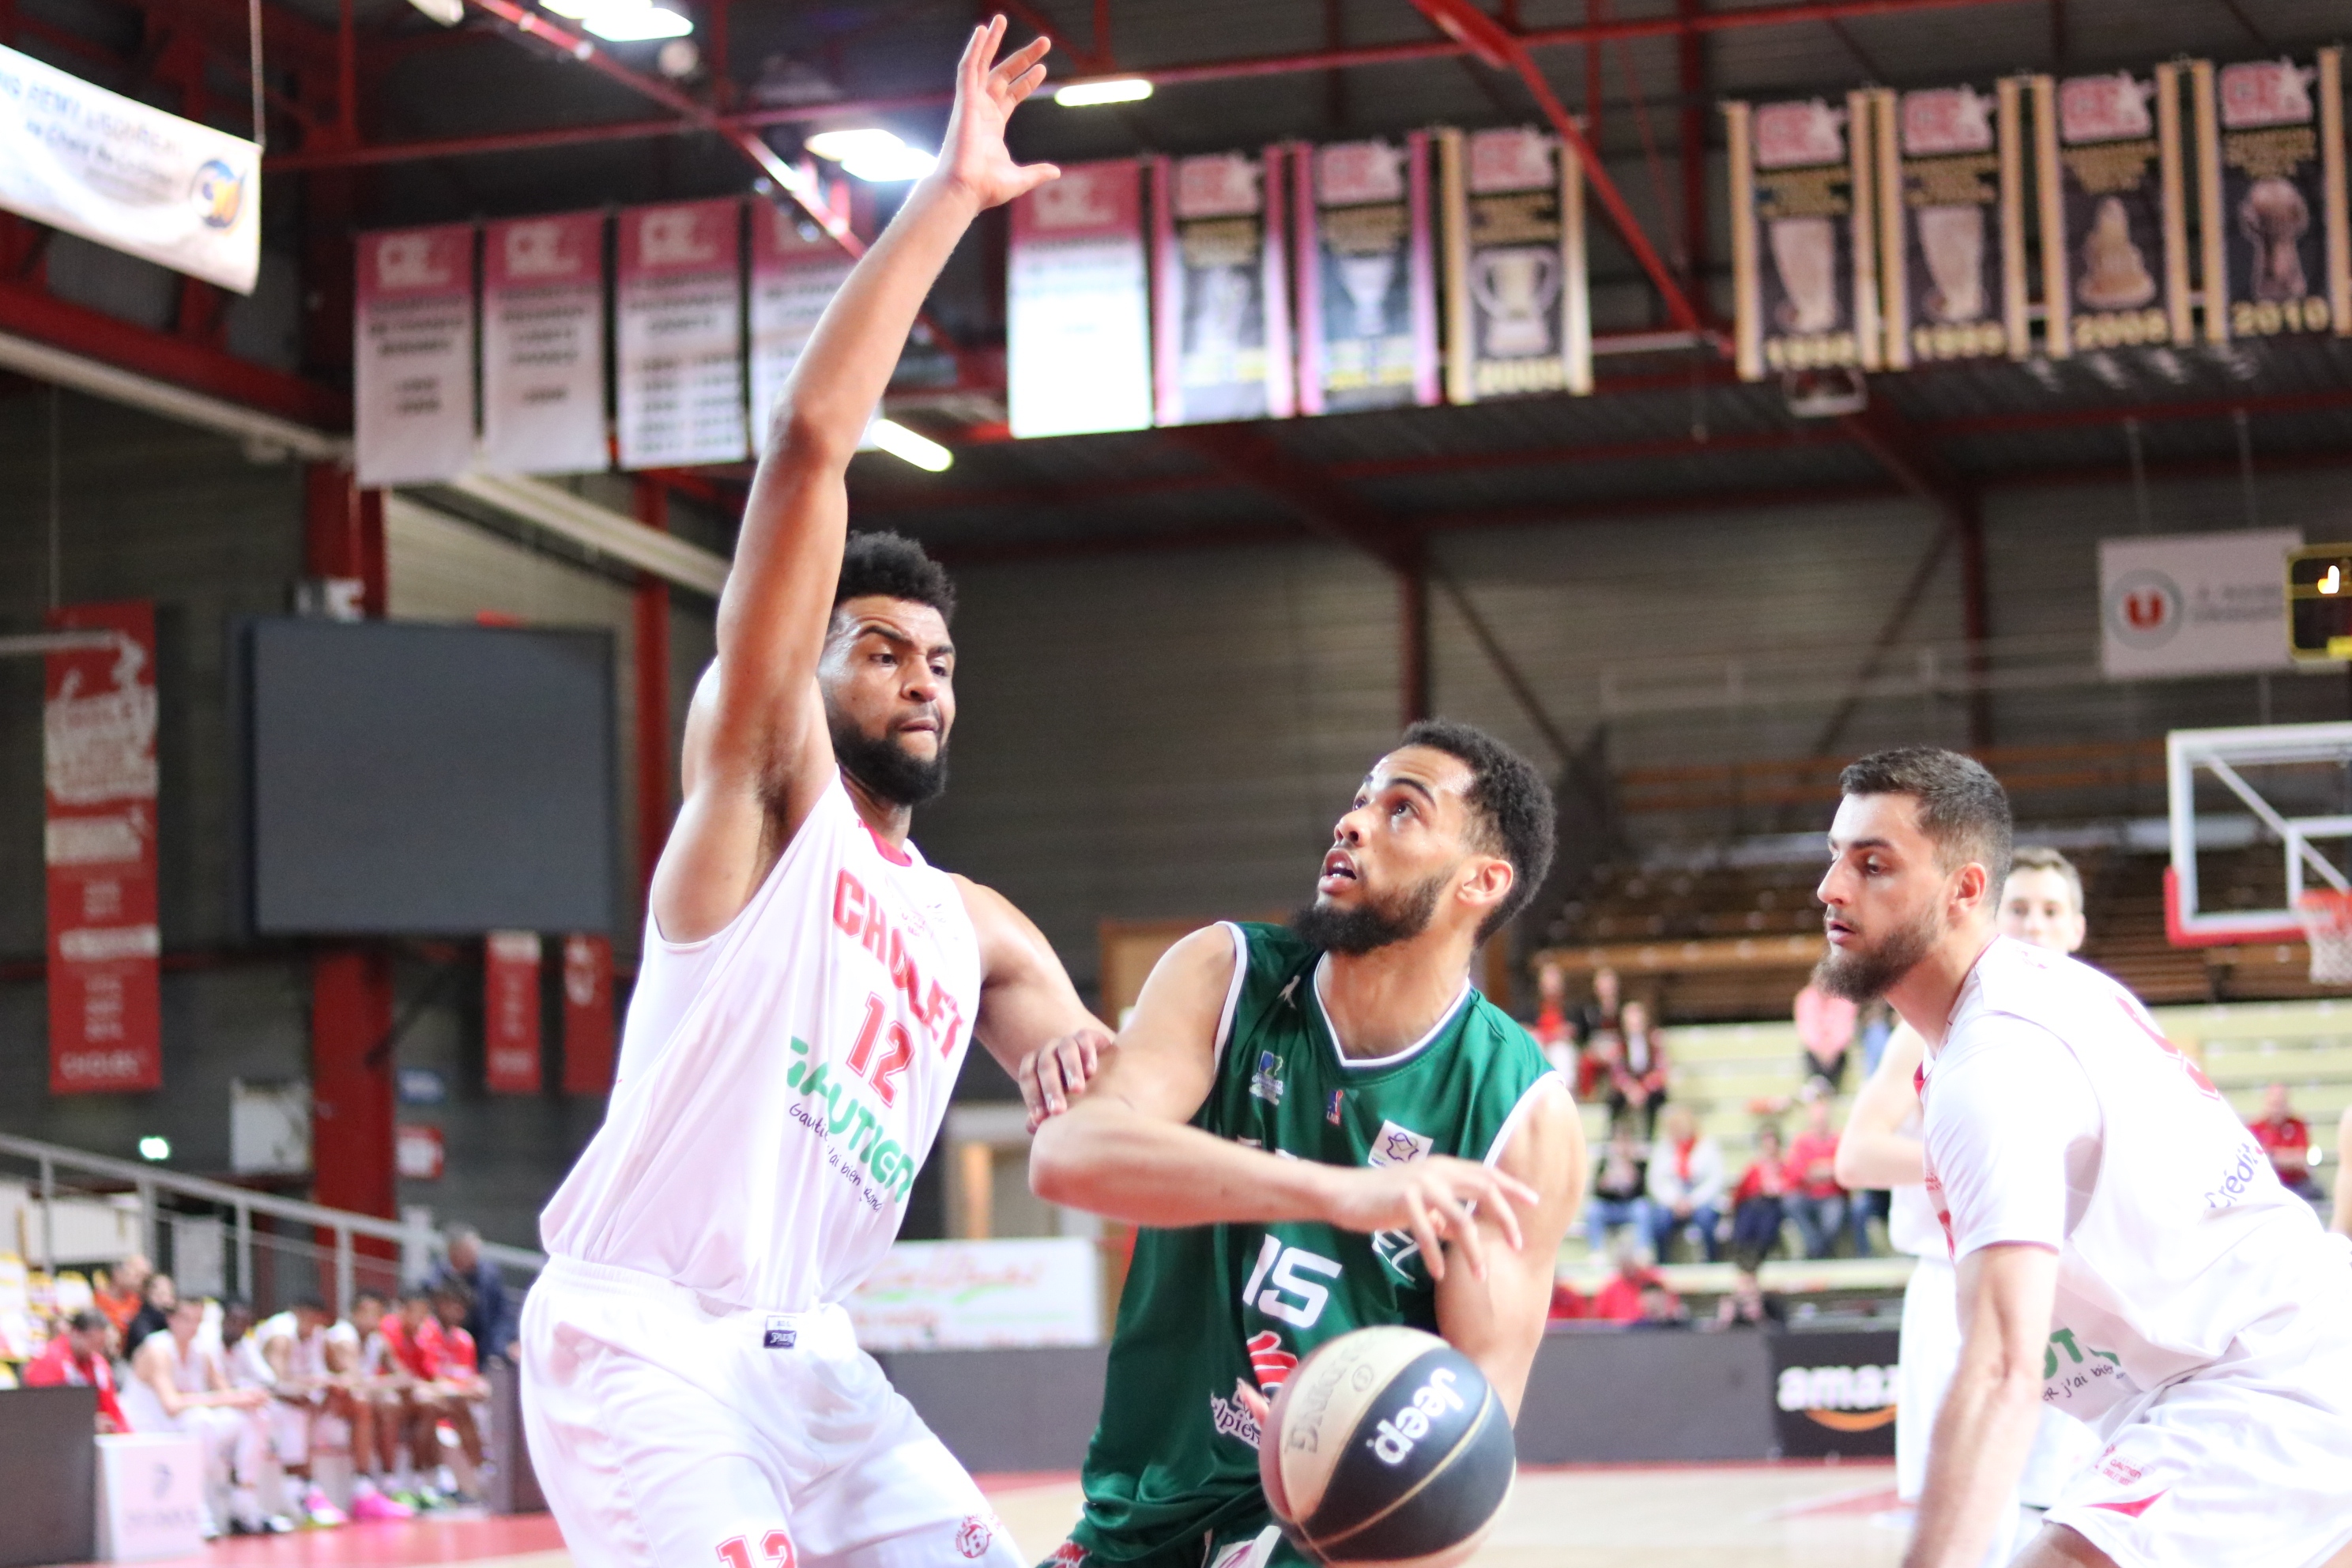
2294, 889, 2352, 984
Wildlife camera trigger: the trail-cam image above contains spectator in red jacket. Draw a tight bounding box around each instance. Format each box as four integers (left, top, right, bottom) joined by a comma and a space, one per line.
2252, 1082, 2324, 1202
1783, 1095, 1856, 1258
1590, 1238, 1676, 1324
1728, 1123, 1792, 1268
23, 1310, 130, 1433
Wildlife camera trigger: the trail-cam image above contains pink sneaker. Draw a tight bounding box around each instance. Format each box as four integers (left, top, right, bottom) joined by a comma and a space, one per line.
300, 1487, 347, 1528
348, 1490, 415, 1523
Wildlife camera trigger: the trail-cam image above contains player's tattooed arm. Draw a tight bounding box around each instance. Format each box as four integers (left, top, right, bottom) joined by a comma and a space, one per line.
1833, 1023, 1927, 1191
654, 20, 1057, 944
1904, 1242, 2060, 1568
953, 874, 1109, 1125
1433, 1081, 1583, 1422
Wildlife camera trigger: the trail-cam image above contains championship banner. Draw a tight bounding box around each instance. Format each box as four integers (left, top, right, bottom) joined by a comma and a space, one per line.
749, 202, 854, 454
1440, 125, 1592, 403
484, 931, 542, 1095
615, 199, 748, 470
2032, 67, 2192, 356
1874, 82, 2027, 368
2190, 52, 2350, 345
354, 225, 477, 488
1150, 149, 1295, 424
44, 601, 161, 1095
1726, 96, 1879, 381
1295, 134, 1440, 415
1006, 160, 1152, 438
481, 212, 608, 476
0, 43, 258, 292
560, 933, 615, 1095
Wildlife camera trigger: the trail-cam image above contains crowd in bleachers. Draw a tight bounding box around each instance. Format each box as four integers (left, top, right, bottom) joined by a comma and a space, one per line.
0, 1224, 517, 1539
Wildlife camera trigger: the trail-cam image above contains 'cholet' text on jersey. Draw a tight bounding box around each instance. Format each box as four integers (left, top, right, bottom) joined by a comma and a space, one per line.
541, 774, 980, 1313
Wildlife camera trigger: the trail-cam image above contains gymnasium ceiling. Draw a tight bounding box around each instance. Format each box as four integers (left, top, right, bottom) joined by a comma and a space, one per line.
7, 0, 2352, 562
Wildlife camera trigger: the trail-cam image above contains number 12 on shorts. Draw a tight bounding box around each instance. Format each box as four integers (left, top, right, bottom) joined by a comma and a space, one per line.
718, 1531, 795, 1568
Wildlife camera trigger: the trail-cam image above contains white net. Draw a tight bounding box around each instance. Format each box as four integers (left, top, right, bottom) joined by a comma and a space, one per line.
2295, 891, 2352, 985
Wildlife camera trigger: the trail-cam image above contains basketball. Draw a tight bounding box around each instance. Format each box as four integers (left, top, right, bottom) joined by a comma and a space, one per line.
1258, 1326, 1516, 1567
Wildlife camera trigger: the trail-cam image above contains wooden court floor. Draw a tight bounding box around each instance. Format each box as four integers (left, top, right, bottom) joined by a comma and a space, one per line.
66, 1462, 1906, 1567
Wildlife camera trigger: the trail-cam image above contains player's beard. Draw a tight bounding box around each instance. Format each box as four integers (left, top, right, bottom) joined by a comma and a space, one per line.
1290, 867, 1449, 956
1813, 898, 1941, 1001
831, 714, 950, 807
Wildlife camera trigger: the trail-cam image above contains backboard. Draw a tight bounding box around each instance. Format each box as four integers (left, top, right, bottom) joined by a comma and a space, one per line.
2165, 722, 2352, 946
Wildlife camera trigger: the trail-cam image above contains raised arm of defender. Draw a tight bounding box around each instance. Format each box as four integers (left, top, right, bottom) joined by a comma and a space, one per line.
653, 20, 1057, 944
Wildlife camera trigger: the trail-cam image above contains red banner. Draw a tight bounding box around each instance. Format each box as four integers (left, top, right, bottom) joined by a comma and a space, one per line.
560, 933, 615, 1094
484, 931, 543, 1093
44, 602, 162, 1094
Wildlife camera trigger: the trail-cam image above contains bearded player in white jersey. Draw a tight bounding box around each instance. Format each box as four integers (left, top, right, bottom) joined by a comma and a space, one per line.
1815, 747, 2352, 1568
522, 24, 1097, 1568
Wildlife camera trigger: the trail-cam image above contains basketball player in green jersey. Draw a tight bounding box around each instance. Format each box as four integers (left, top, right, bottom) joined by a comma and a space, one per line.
1028, 719, 1586, 1568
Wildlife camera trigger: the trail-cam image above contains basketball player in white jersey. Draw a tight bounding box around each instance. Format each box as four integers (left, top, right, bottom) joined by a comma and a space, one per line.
1815, 748, 2352, 1568
523, 24, 1095, 1568
1838, 846, 2101, 1559
121, 1296, 273, 1536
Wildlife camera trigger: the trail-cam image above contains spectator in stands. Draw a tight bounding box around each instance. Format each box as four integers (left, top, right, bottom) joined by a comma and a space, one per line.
1584, 1124, 1652, 1255
1572, 966, 1623, 1099
1607, 998, 1670, 1140
1793, 980, 1856, 1093
1590, 1236, 1671, 1324
1645, 1102, 1724, 1262
1728, 1122, 1791, 1268
1526, 959, 1575, 1076
1632, 1280, 1687, 1329
2251, 1083, 2324, 1203
93, 1253, 150, 1345
1783, 1093, 1856, 1259
124, 1269, 177, 1355
1856, 999, 1894, 1080
2336, 1107, 2352, 1238
2000, 843, 2088, 951
119, 1296, 275, 1536
428, 1223, 520, 1365
21, 1308, 130, 1432
1713, 1266, 1786, 1330
1546, 1278, 1589, 1321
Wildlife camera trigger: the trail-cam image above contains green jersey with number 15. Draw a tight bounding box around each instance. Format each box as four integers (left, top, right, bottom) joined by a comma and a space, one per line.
1064, 921, 1560, 1565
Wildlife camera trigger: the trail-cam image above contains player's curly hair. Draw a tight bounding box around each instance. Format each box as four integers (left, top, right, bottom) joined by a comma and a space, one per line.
1401, 718, 1556, 942
835, 530, 956, 623
1838, 746, 2012, 887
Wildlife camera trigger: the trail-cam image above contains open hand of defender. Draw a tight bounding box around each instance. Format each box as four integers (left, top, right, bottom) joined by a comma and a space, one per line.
1319, 1155, 1540, 1282
934, 17, 1060, 212
1021, 1027, 1107, 1130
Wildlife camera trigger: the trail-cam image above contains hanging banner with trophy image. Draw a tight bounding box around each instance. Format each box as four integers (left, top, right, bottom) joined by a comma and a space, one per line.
750, 202, 855, 453
1294, 134, 1439, 415
481, 211, 608, 477
1007, 160, 1153, 439
1441, 126, 1591, 403
2189, 51, 2350, 345
1725, 95, 1880, 382
1874, 81, 2028, 368
1151, 149, 1294, 425
2032, 67, 2193, 356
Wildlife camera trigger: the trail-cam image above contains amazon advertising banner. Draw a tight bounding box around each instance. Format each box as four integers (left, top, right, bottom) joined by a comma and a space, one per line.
1727, 96, 1880, 380
2032, 67, 2192, 356
354, 225, 477, 487
2192, 51, 2350, 345
749, 203, 854, 454
0, 42, 259, 292
1442, 126, 1591, 402
1875, 81, 2028, 368
484, 931, 542, 1095
44, 601, 161, 1095
1770, 1329, 1899, 1459
560, 933, 614, 1095
1295, 134, 1438, 416
1006, 160, 1152, 438
616, 199, 748, 469
481, 212, 608, 476
1151, 149, 1294, 424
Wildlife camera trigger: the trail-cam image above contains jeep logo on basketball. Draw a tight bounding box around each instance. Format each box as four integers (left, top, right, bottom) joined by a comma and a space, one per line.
1368, 1365, 1466, 1464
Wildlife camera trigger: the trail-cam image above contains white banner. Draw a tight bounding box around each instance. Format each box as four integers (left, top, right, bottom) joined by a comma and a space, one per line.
749, 202, 853, 454
1008, 161, 1153, 438
846, 1238, 1101, 1351
481, 212, 608, 476
0, 43, 259, 292
2101, 527, 2301, 677
354, 225, 477, 488
616, 199, 748, 469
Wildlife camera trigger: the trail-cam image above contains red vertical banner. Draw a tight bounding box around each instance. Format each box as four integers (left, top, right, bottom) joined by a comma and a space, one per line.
44, 601, 162, 1094
561, 934, 616, 1095
484, 931, 543, 1093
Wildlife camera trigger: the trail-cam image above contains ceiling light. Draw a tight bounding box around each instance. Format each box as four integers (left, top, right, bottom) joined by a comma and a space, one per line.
404, 0, 464, 24
865, 418, 952, 472
805, 127, 937, 183
584, 3, 691, 39
138, 1136, 172, 1162
1054, 77, 1152, 107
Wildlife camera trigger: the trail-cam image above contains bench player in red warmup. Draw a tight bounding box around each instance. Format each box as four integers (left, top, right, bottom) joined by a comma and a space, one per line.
522, 24, 1099, 1568
1813, 748, 2352, 1568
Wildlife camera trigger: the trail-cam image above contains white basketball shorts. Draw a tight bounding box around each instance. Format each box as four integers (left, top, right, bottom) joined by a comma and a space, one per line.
522, 1257, 1023, 1568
